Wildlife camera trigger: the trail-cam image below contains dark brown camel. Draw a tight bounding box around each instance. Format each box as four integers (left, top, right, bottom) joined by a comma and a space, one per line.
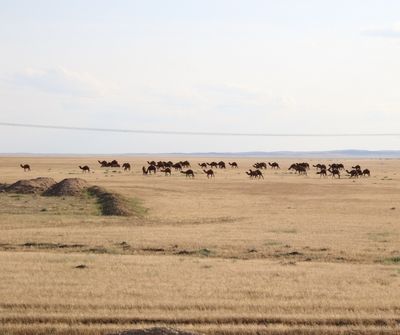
268, 162, 280, 169
207, 162, 218, 169
180, 161, 191, 168
160, 168, 171, 176
217, 161, 226, 169
228, 162, 238, 168
203, 169, 215, 178
142, 166, 148, 175
316, 168, 327, 177
20, 164, 31, 172
346, 169, 359, 178
122, 163, 131, 171
246, 169, 264, 179
98, 160, 108, 167
79, 165, 90, 173
147, 165, 157, 174
199, 163, 207, 168
328, 168, 340, 178
147, 160, 156, 166
253, 162, 267, 169
288, 164, 307, 175
172, 163, 183, 171
313, 163, 326, 170
363, 169, 370, 177
181, 169, 195, 178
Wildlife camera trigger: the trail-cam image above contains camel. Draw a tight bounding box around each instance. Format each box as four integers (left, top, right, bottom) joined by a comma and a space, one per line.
218, 161, 226, 169
160, 168, 172, 176
246, 169, 264, 179
79, 165, 90, 173
203, 169, 215, 178
172, 163, 183, 171
180, 161, 191, 168
98, 160, 108, 167
253, 162, 267, 169
352, 165, 361, 170
346, 169, 359, 178
268, 162, 280, 169
20, 164, 31, 171
228, 162, 238, 168
313, 163, 326, 170
207, 162, 218, 169
329, 163, 345, 170
147, 165, 157, 174
147, 160, 156, 166
363, 169, 371, 177
181, 169, 195, 178
122, 163, 131, 171
328, 168, 340, 178
288, 164, 307, 175
142, 166, 148, 175
316, 168, 327, 177
199, 163, 207, 168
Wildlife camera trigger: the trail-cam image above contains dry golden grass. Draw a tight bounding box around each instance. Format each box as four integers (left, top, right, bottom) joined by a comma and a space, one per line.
0, 156, 399, 334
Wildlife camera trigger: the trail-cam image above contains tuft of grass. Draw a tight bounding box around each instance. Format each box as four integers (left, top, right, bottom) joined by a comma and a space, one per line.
87, 186, 147, 217
383, 256, 400, 264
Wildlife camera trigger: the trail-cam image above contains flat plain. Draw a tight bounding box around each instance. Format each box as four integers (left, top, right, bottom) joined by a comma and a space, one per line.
0, 156, 399, 335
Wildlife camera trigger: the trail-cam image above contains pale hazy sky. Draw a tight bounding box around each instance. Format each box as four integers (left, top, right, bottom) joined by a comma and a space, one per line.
1, 0, 400, 153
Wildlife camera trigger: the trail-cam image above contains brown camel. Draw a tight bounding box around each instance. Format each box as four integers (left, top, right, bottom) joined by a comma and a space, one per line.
79, 165, 90, 173
328, 168, 340, 178
253, 162, 267, 169
181, 169, 195, 178
98, 160, 108, 167
346, 169, 359, 178
228, 162, 238, 168
172, 163, 183, 171
20, 164, 31, 172
122, 163, 131, 171
363, 169, 370, 177
142, 166, 148, 175
316, 168, 327, 177
246, 169, 264, 179
268, 162, 280, 169
180, 160, 191, 168
199, 163, 207, 168
288, 164, 307, 175
147, 165, 157, 174
207, 162, 218, 169
203, 169, 215, 178
218, 161, 226, 169
160, 168, 172, 176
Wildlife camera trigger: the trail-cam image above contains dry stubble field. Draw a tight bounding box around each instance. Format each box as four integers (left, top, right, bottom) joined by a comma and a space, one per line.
0, 156, 399, 335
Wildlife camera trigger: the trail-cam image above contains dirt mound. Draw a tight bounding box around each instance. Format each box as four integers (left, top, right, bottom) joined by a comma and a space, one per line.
87, 186, 133, 216
44, 178, 89, 196
109, 328, 199, 335
6, 177, 56, 194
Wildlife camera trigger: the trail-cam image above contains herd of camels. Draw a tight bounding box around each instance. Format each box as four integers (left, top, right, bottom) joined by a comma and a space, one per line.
19, 159, 371, 179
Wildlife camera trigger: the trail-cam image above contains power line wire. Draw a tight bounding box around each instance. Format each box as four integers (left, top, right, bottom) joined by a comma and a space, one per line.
0, 121, 399, 137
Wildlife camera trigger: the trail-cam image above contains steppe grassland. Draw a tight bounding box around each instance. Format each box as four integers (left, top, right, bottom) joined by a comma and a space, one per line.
0, 157, 399, 334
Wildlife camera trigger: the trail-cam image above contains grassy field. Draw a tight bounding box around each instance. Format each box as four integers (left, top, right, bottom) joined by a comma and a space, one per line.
0, 156, 399, 335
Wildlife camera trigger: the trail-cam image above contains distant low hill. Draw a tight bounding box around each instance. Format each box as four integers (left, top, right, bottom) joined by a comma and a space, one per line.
175, 150, 400, 158
1, 149, 400, 158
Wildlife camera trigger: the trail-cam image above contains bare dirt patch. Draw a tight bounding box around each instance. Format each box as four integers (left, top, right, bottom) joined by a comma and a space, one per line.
5, 177, 56, 194
43, 178, 89, 196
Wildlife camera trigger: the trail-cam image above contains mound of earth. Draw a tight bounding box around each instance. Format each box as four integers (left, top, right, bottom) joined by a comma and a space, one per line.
6, 177, 56, 194
109, 327, 199, 335
43, 178, 89, 196
87, 186, 133, 216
